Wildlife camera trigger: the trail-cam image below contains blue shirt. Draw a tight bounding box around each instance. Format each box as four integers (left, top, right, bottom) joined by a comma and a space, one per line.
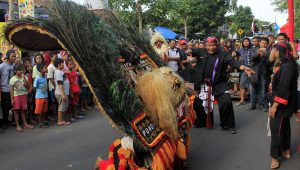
34, 75, 48, 98
239, 47, 255, 66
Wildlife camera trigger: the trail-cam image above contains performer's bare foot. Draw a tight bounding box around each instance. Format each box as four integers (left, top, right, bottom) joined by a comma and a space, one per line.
229, 128, 237, 134
93, 156, 102, 170
282, 150, 291, 159
271, 158, 280, 169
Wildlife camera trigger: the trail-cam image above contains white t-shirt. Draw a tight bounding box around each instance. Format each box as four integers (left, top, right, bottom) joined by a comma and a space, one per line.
54, 69, 70, 95
167, 48, 180, 71
47, 63, 56, 91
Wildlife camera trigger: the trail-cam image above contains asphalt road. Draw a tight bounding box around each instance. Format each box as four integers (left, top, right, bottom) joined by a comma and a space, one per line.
0, 103, 299, 170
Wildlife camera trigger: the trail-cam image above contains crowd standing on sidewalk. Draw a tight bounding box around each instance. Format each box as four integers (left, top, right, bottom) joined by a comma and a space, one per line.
0, 50, 94, 133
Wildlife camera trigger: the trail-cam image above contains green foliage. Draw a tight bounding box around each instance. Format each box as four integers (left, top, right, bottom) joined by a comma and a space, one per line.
271, 0, 288, 12
228, 5, 253, 37
109, 80, 142, 120
110, 0, 237, 37
271, 0, 300, 38
188, 0, 232, 35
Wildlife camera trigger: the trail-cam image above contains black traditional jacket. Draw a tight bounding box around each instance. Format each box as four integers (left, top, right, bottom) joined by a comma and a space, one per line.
192, 48, 241, 96
272, 63, 298, 117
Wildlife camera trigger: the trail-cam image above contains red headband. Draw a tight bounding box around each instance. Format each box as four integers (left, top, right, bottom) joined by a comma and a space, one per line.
276, 43, 291, 57
206, 37, 218, 44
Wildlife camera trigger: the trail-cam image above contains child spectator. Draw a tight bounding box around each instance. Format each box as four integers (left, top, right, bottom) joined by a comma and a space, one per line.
59, 51, 70, 72
34, 63, 49, 128
0, 49, 16, 130
66, 59, 82, 120
32, 53, 44, 80
80, 75, 91, 112
54, 58, 71, 125
47, 51, 58, 120
9, 64, 33, 132
43, 51, 51, 66
23, 57, 35, 124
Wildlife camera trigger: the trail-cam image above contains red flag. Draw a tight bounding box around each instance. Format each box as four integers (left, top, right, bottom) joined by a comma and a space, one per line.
280, 23, 290, 35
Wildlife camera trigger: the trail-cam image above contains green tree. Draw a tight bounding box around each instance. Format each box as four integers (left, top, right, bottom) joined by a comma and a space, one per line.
109, 0, 151, 33
228, 5, 254, 38
110, 0, 237, 38
168, 0, 235, 38
167, 0, 197, 39
109, 0, 173, 33
271, 0, 300, 38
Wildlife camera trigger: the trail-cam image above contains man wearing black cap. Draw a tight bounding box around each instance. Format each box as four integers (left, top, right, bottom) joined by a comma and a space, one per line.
189, 37, 254, 134
0, 49, 16, 132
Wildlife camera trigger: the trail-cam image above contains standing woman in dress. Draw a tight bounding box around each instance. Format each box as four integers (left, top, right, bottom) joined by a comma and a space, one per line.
269, 42, 298, 169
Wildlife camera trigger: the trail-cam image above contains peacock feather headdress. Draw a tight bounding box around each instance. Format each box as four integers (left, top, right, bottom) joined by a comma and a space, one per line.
4, 0, 168, 151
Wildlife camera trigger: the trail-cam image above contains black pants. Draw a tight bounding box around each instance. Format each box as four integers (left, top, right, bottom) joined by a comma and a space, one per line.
270, 113, 291, 159
215, 93, 235, 129
0, 91, 12, 125
193, 97, 214, 128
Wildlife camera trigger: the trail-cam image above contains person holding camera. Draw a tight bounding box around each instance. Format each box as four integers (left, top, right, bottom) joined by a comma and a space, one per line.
248, 37, 272, 111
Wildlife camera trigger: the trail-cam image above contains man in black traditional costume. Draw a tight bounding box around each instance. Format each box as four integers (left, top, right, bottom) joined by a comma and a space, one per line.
190, 37, 254, 134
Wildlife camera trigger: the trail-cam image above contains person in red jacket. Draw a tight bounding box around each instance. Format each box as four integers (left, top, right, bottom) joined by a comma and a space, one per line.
65, 59, 82, 121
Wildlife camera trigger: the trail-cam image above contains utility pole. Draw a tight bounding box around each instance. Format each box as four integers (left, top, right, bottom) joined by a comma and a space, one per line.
137, 1, 142, 33
8, 0, 14, 20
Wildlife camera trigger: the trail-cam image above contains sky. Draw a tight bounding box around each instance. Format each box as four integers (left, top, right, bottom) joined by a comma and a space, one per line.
70, 0, 85, 4
72, 0, 288, 27
237, 0, 288, 27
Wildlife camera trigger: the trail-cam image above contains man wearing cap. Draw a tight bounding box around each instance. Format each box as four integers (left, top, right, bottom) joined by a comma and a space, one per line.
189, 37, 254, 134
0, 49, 16, 132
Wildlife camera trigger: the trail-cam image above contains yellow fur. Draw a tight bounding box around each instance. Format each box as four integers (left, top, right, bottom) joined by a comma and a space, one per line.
136, 67, 187, 140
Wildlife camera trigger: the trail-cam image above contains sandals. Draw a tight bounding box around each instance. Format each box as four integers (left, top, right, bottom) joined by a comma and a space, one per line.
235, 102, 245, 106
23, 125, 34, 129
39, 122, 50, 128
58, 121, 71, 126
76, 115, 84, 119
16, 127, 23, 132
